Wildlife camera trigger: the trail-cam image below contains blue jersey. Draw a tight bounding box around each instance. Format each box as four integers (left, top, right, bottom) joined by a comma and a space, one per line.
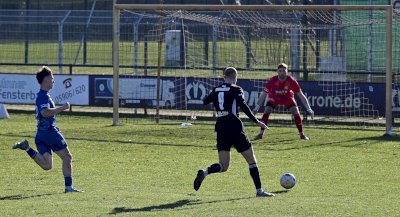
36, 89, 57, 131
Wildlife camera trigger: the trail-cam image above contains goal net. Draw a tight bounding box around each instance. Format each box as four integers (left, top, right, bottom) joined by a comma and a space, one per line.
112, 4, 399, 133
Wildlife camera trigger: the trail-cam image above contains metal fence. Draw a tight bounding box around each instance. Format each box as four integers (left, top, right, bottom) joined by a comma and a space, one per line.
0, 10, 114, 72
1, 7, 400, 79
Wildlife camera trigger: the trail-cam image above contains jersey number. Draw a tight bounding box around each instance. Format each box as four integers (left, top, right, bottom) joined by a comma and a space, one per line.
218, 92, 224, 110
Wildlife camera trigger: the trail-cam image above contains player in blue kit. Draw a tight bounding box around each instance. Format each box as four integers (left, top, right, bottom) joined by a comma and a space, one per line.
12, 66, 82, 193
193, 67, 275, 197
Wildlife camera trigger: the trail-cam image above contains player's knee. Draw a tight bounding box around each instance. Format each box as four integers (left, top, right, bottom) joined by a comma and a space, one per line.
41, 164, 52, 170
265, 107, 273, 113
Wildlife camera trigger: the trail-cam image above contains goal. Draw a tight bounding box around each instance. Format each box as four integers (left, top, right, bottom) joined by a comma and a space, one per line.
112, 3, 398, 134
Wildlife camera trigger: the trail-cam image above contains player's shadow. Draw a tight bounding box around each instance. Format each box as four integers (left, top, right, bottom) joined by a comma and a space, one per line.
109, 199, 197, 214
0, 132, 209, 149
0, 193, 59, 200
109, 197, 256, 214
271, 190, 290, 194
356, 134, 400, 142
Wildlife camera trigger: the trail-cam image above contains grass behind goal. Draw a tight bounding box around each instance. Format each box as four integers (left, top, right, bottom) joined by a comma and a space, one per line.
1, 112, 399, 216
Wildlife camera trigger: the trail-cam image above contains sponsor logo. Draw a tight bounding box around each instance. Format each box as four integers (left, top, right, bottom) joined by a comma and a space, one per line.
63, 78, 72, 89
186, 81, 206, 104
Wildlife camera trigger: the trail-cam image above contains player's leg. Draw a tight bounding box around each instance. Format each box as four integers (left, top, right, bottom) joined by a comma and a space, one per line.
237, 133, 274, 197
218, 150, 230, 172
54, 148, 72, 177
12, 139, 53, 170
240, 146, 274, 197
51, 131, 82, 193
54, 148, 81, 192
34, 152, 53, 170
240, 147, 260, 189
288, 105, 309, 140
194, 133, 229, 191
194, 152, 226, 191
254, 105, 273, 140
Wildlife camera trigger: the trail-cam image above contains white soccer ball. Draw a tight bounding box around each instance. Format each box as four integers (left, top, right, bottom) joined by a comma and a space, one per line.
280, 173, 296, 189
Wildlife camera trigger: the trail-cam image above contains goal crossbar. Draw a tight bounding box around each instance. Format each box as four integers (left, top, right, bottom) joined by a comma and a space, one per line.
114, 4, 390, 11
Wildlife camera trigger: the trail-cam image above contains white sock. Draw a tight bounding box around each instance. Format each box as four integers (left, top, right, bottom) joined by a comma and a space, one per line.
257, 188, 263, 193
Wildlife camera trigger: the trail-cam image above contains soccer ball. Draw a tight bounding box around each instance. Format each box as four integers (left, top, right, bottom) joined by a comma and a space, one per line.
280, 173, 296, 189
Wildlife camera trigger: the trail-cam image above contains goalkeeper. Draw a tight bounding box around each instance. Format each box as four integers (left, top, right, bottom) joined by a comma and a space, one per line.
253, 63, 314, 140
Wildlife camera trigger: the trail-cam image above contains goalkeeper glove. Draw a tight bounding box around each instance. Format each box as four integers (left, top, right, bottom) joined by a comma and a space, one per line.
307, 108, 314, 120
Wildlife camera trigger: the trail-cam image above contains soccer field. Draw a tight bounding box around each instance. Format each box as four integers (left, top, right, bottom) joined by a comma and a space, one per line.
1, 112, 399, 216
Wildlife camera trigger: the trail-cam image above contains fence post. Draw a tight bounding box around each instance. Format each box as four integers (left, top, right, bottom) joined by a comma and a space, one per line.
212, 25, 217, 77
58, 10, 71, 74
133, 15, 143, 75
58, 22, 63, 74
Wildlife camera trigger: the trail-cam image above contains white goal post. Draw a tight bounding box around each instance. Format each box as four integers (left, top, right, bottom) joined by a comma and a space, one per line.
112, 3, 394, 134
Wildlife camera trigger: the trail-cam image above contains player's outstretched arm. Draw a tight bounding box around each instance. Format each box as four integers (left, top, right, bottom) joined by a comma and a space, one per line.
297, 91, 314, 119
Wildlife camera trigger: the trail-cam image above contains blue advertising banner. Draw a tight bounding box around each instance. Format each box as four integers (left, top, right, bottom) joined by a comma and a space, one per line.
89, 75, 394, 117
1, 74, 89, 105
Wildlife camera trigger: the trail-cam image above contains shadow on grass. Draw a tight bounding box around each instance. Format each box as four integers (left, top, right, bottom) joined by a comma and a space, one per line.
109, 199, 197, 214
256, 133, 400, 151
4, 131, 398, 153
109, 196, 257, 214
271, 189, 290, 194
357, 134, 400, 141
0, 193, 59, 200
1, 132, 212, 150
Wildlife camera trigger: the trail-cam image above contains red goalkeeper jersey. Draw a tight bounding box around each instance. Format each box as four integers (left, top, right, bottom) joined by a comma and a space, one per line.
263, 75, 301, 102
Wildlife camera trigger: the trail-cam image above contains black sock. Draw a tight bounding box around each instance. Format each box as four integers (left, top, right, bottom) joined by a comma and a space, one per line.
249, 163, 262, 189
26, 148, 37, 159
207, 163, 222, 174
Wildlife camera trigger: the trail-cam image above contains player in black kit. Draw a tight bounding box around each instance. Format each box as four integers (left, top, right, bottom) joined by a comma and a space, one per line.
193, 67, 275, 197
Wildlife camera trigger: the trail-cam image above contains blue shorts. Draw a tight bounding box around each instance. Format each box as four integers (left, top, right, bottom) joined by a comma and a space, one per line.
35, 130, 68, 155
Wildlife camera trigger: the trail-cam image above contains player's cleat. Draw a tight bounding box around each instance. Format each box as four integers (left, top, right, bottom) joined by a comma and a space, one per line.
64, 187, 83, 193
12, 139, 29, 150
253, 133, 263, 141
256, 190, 275, 197
193, 170, 206, 191
300, 133, 309, 140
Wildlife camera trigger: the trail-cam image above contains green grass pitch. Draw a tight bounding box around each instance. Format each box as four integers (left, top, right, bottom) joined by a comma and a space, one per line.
1, 112, 399, 216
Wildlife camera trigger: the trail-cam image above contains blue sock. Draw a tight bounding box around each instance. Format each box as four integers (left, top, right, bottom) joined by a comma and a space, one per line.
65, 176, 72, 188
26, 148, 37, 159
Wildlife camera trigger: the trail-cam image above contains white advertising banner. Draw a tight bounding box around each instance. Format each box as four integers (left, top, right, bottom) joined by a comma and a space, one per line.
0, 74, 89, 105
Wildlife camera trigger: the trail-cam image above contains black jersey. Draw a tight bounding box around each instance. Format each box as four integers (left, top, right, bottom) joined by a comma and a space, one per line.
203, 83, 258, 132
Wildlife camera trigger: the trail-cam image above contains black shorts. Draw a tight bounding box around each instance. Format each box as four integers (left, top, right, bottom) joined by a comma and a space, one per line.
216, 130, 252, 153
